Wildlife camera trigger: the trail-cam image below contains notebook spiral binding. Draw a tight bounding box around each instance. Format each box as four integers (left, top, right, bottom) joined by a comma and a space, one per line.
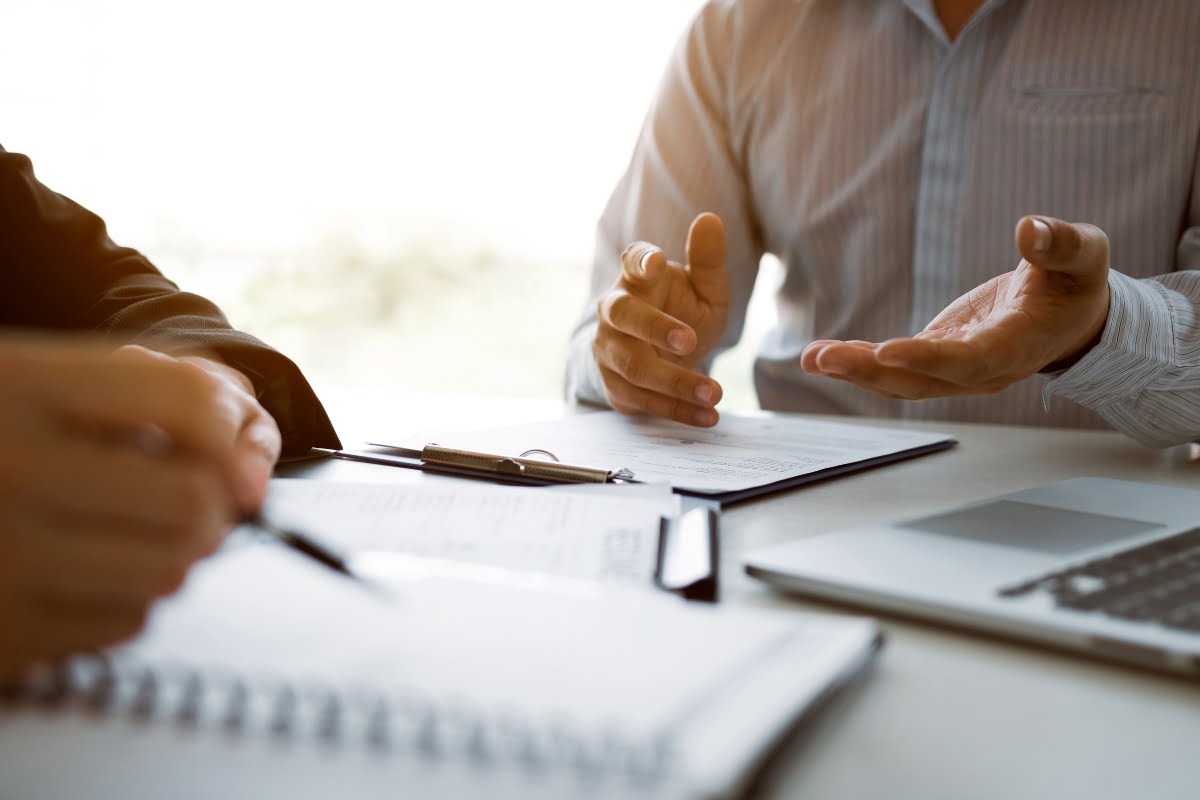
1, 654, 672, 787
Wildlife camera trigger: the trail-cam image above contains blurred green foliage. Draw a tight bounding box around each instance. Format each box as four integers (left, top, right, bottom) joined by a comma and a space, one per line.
220, 223, 587, 397
163, 220, 763, 409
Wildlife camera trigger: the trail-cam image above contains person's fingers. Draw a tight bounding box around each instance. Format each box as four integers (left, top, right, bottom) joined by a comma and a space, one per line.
29, 523, 193, 601
802, 340, 875, 374
800, 342, 827, 373
595, 330, 722, 407
599, 289, 697, 356
599, 365, 720, 427
20, 346, 241, 468
620, 242, 668, 290
874, 334, 1028, 387
21, 437, 232, 552
230, 409, 281, 511
177, 356, 282, 512
684, 213, 728, 303
1015, 216, 1109, 285
812, 343, 968, 399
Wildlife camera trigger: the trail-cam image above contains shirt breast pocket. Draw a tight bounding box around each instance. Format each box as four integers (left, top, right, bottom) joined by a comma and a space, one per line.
1011, 84, 1166, 115
978, 82, 1177, 279
999, 84, 1169, 179
986, 83, 1167, 211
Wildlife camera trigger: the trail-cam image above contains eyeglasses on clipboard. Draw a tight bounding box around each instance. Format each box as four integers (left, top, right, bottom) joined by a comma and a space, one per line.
326, 443, 639, 487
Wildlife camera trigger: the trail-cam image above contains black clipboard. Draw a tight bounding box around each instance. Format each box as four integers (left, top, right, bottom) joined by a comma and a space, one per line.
329, 437, 957, 505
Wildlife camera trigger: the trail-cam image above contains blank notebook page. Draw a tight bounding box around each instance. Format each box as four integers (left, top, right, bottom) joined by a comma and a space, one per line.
0, 543, 878, 800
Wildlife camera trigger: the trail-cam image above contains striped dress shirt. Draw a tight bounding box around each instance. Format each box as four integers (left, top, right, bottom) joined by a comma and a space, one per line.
565, 0, 1200, 447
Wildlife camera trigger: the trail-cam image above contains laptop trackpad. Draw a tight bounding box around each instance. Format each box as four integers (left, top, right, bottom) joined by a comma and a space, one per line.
897, 500, 1162, 556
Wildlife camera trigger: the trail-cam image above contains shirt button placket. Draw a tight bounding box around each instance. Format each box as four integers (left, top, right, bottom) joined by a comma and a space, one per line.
907, 32, 989, 418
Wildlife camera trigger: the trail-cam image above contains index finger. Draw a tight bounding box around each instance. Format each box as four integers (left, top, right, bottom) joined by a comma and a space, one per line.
620, 241, 667, 288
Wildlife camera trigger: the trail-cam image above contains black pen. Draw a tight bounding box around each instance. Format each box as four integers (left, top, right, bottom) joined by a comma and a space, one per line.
239, 512, 364, 584
115, 425, 369, 588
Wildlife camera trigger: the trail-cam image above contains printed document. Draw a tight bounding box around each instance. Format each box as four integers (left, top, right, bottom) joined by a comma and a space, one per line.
265, 479, 678, 585
415, 412, 952, 493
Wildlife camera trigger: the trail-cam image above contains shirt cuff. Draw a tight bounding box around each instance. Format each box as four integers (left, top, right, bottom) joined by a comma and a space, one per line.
564, 320, 611, 407
1043, 270, 1175, 410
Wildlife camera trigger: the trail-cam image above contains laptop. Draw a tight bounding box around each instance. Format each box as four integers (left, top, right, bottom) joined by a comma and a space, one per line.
744, 478, 1200, 677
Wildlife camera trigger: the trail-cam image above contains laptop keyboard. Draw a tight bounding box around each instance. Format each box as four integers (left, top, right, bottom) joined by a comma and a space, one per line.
998, 526, 1200, 633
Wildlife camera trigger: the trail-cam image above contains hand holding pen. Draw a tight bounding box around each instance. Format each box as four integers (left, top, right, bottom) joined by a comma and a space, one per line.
0, 343, 282, 685
119, 352, 369, 588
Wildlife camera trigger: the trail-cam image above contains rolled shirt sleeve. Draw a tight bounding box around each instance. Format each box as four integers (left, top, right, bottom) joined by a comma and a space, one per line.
1045, 268, 1200, 447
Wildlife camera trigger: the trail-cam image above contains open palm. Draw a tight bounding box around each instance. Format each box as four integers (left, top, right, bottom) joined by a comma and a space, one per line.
801, 216, 1111, 399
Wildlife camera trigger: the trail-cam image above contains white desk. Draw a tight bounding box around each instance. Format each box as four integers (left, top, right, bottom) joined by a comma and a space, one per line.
283, 393, 1200, 800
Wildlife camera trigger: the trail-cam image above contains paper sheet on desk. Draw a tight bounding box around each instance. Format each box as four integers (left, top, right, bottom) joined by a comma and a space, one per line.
265, 479, 678, 585
417, 412, 953, 493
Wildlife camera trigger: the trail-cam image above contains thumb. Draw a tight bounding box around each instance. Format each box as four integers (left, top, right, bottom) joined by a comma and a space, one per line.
685, 212, 728, 302
1015, 215, 1109, 286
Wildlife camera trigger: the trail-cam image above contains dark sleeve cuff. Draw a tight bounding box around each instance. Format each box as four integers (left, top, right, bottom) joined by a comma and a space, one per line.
96, 281, 343, 456
201, 336, 342, 457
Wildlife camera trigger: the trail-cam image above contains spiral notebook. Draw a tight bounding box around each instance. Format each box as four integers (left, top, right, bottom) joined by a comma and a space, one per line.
0, 542, 880, 800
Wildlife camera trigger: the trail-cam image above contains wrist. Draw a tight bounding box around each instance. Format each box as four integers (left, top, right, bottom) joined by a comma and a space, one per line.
1042, 290, 1111, 373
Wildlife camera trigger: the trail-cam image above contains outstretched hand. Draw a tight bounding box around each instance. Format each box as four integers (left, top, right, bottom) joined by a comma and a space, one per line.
801, 216, 1111, 399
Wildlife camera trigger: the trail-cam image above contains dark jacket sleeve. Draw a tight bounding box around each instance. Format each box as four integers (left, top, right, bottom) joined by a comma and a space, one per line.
0, 146, 341, 455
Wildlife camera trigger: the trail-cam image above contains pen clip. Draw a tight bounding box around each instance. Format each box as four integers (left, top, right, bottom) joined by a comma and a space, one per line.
421, 444, 635, 484
495, 457, 527, 476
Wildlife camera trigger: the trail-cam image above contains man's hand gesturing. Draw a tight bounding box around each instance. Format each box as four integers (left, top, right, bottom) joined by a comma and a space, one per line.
594, 212, 730, 427
802, 215, 1112, 399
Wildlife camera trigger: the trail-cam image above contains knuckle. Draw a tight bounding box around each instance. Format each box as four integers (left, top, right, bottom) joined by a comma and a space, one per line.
602, 291, 632, 325
668, 371, 690, 400
172, 360, 222, 412
611, 348, 641, 383
598, 290, 615, 321
598, 368, 636, 414
604, 383, 643, 417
